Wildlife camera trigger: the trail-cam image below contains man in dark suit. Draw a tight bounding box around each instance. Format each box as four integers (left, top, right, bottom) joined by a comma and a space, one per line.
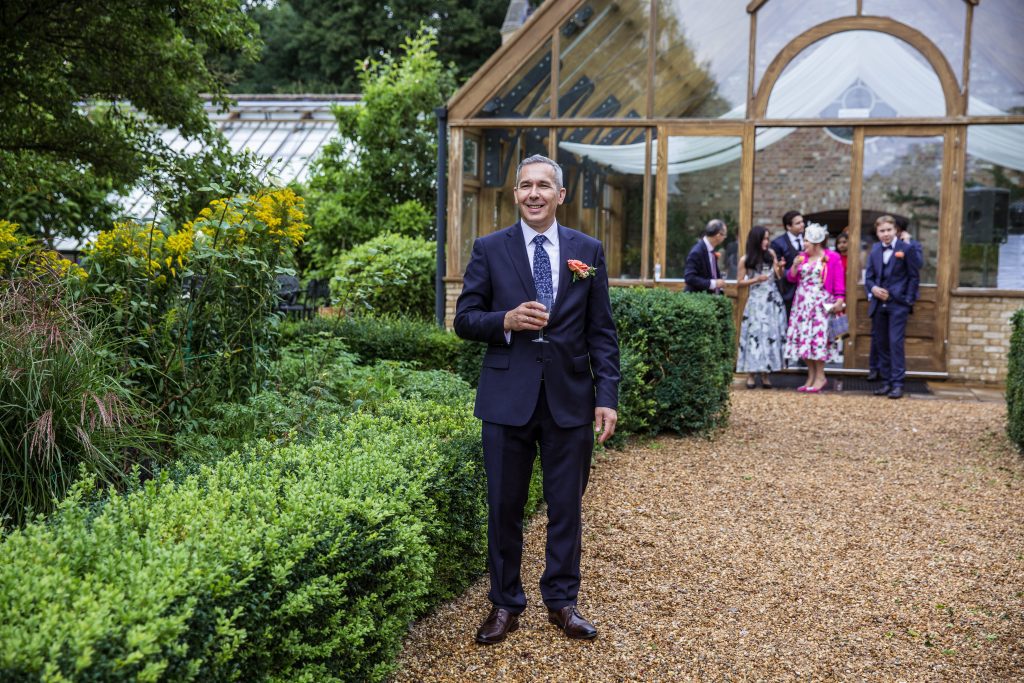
454, 154, 620, 645
865, 215, 920, 399
683, 219, 728, 293
867, 216, 924, 381
769, 210, 805, 317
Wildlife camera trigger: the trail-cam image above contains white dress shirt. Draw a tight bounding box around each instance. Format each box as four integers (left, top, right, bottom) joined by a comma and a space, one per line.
789, 232, 804, 252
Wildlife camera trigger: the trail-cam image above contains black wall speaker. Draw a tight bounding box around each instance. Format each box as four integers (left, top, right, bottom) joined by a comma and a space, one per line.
962, 186, 1009, 244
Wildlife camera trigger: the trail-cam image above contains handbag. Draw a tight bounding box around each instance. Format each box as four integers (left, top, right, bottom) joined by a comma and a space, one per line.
827, 313, 850, 341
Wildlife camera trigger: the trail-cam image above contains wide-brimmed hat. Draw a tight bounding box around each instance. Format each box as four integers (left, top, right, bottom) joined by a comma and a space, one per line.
804, 222, 828, 244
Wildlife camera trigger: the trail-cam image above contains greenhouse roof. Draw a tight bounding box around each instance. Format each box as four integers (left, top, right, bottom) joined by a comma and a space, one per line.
120, 94, 359, 219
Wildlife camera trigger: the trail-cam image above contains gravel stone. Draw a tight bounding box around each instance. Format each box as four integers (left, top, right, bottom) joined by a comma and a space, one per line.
392, 390, 1024, 681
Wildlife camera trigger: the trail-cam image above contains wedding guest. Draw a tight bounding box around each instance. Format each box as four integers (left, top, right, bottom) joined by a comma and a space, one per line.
770, 210, 805, 319
783, 222, 846, 393
865, 215, 920, 399
736, 225, 787, 389
683, 219, 727, 294
835, 230, 850, 274
455, 154, 620, 644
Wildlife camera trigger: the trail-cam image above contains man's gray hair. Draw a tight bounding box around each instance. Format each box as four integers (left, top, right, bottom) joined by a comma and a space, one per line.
515, 154, 564, 189
704, 218, 727, 238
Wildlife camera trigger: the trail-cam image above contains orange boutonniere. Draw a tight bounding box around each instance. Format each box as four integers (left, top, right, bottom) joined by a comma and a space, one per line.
894, 251, 905, 259
567, 259, 596, 282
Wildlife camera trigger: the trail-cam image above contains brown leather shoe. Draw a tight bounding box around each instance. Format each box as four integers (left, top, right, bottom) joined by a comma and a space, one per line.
548, 605, 597, 640
475, 607, 519, 644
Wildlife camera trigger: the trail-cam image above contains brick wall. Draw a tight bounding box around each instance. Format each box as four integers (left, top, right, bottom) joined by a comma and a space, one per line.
947, 296, 1023, 383
444, 280, 461, 329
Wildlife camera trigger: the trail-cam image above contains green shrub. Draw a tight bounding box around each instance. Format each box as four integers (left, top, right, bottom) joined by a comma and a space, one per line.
0, 273, 161, 528
281, 315, 484, 386
1008, 308, 1024, 452
80, 190, 309, 426
610, 287, 734, 435
0, 393, 485, 682
330, 233, 435, 319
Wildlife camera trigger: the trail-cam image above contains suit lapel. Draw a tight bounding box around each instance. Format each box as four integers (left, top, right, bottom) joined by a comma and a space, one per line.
504, 224, 536, 301
553, 224, 575, 316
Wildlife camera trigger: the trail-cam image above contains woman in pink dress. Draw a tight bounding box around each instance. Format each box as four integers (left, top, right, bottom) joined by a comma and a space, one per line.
783, 223, 847, 392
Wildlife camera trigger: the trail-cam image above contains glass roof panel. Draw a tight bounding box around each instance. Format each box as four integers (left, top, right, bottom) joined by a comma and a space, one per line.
756, 0, 853, 93
655, 0, 748, 117
479, 37, 552, 118
862, 0, 965, 83
968, 0, 1024, 115
557, 0, 649, 118
765, 31, 945, 119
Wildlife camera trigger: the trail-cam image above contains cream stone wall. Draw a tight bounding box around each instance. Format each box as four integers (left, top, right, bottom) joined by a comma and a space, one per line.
947, 296, 1023, 384
444, 280, 461, 329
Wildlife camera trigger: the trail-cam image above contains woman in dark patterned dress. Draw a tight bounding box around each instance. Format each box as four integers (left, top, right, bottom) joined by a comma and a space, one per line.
736, 225, 787, 388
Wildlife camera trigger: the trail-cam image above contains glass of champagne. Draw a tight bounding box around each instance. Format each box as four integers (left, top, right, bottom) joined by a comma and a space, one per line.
532, 292, 552, 343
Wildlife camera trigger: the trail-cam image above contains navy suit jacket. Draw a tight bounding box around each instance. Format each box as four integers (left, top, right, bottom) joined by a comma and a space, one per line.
454, 224, 620, 428
770, 233, 800, 305
683, 239, 719, 293
864, 239, 921, 317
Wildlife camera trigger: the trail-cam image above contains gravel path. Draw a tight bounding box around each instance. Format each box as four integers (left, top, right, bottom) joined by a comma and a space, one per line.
392, 391, 1024, 681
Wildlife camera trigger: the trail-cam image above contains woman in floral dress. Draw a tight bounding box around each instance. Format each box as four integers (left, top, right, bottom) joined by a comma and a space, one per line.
736, 225, 787, 388
783, 223, 846, 392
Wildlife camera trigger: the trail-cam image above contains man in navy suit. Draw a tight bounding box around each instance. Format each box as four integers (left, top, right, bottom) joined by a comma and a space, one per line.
866, 216, 923, 382
454, 155, 620, 645
769, 210, 805, 318
683, 219, 728, 293
865, 215, 920, 399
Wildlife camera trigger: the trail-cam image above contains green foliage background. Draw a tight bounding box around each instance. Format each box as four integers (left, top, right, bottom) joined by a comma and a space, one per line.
0, 0, 263, 241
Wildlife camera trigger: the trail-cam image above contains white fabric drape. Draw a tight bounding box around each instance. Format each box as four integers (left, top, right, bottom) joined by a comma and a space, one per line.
559, 31, 1024, 174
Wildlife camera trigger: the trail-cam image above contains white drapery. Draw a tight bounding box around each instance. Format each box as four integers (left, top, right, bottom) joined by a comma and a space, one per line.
559, 31, 1024, 174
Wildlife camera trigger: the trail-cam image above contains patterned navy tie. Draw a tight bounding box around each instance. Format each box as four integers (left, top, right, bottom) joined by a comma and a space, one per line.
532, 234, 553, 306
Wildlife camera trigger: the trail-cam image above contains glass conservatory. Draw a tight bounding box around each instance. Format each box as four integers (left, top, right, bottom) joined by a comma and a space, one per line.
441, 0, 1024, 382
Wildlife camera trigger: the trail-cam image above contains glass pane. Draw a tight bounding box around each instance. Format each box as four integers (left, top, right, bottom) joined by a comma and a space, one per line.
461, 192, 478, 272
960, 125, 1024, 289
861, 0, 965, 83
479, 38, 552, 118
557, 127, 651, 279
463, 137, 479, 177
558, 0, 649, 118
459, 126, 551, 269
753, 127, 852, 270
968, 0, 1024, 115
766, 31, 945, 119
654, 0, 748, 117
662, 135, 742, 280
862, 136, 943, 286
755, 0, 852, 92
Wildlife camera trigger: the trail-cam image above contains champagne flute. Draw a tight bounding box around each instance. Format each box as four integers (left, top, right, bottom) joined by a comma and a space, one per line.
533, 291, 552, 344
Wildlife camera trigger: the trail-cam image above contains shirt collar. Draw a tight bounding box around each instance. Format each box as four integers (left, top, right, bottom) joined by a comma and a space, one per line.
521, 219, 559, 247
702, 236, 716, 251
789, 232, 803, 247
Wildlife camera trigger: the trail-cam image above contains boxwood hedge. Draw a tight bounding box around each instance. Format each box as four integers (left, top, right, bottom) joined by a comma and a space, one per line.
0, 396, 484, 682
610, 287, 734, 435
1008, 308, 1024, 452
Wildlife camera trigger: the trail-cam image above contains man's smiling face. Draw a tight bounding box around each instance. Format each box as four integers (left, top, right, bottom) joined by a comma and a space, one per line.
514, 162, 566, 231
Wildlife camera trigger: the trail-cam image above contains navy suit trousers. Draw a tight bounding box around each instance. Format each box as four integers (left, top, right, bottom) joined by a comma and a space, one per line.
481, 387, 593, 614
873, 302, 911, 387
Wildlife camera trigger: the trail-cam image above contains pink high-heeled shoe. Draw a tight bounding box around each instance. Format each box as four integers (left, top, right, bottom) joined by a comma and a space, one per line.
797, 386, 809, 392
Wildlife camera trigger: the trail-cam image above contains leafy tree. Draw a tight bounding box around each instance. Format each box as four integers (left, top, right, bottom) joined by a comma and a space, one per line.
303, 27, 457, 270
0, 0, 263, 240
215, 0, 509, 93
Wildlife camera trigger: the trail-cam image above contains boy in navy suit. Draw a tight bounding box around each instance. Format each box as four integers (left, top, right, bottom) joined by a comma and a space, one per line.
455, 155, 620, 645
864, 215, 920, 399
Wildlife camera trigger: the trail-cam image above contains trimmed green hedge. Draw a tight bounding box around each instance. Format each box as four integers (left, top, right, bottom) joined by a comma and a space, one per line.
0, 396, 484, 682
280, 315, 484, 386
1008, 308, 1024, 452
610, 287, 734, 435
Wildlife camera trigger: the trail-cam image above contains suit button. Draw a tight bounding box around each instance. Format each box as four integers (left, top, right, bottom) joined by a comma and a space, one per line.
536, 356, 543, 363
